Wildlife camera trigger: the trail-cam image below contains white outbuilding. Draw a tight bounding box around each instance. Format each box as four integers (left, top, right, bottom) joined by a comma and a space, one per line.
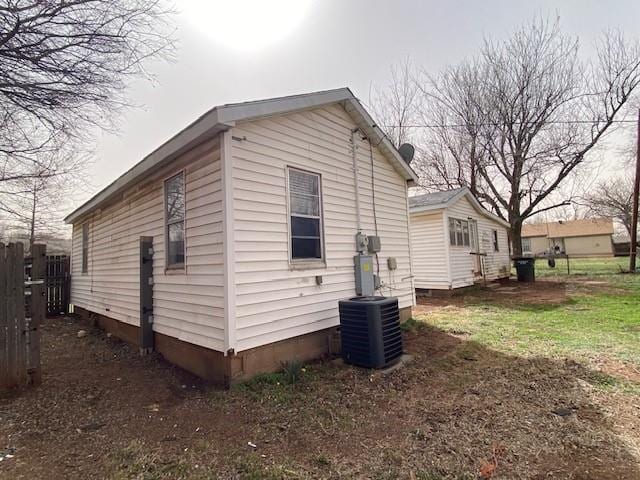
65, 88, 418, 385
409, 188, 511, 291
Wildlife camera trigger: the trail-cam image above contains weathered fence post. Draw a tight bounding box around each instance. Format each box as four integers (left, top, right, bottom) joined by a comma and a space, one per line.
0, 242, 43, 389
0, 244, 7, 387
28, 244, 46, 385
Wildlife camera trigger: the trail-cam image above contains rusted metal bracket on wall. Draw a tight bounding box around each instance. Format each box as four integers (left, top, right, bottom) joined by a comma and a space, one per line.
139, 236, 154, 355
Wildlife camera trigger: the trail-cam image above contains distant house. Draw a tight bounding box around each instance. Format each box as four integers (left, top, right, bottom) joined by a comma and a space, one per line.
64, 88, 418, 385
612, 233, 639, 257
521, 218, 614, 257
409, 187, 511, 290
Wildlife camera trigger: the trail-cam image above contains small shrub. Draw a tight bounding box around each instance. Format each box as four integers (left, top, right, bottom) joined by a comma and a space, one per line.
281, 359, 303, 385
400, 318, 425, 332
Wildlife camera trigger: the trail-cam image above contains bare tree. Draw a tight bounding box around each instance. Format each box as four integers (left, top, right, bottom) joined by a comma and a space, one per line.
583, 176, 636, 236
415, 18, 640, 255
369, 58, 422, 148
0, 0, 174, 230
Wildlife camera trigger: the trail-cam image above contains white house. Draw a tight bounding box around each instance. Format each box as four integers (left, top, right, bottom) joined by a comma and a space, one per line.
409, 188, 511, 290
65, 88, 418, 385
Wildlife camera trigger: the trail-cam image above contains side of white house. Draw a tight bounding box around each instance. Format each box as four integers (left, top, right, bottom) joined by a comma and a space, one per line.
409, 210, 451, 290
446, 195, 510, 288
70, 137, 226, 351
228, 103, 415, 352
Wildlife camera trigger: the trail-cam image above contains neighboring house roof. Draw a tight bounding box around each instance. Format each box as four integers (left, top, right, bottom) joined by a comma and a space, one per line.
409, 187, 510, 228
65, 88, 419, 224
521, 218, 614, 239
613, 233, 630, 244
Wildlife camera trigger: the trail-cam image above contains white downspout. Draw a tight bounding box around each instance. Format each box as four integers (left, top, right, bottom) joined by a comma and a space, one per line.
351, 129, 362, 233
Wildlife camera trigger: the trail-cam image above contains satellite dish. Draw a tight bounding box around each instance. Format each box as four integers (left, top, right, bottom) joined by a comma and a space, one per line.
398, 143, 415, 164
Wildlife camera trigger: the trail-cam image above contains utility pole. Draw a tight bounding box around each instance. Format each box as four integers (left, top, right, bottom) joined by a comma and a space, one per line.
630, 108, 640, 272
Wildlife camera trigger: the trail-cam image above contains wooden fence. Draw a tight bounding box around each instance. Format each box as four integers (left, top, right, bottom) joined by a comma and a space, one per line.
46, 255, 70, 316
1, 243, 45, 389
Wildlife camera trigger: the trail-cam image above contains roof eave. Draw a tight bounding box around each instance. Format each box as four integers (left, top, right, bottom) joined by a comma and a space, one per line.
65, 87, 418, 224
65, 111, 232, 224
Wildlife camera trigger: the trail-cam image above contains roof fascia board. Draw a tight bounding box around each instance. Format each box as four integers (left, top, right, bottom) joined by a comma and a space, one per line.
65, 113, 232, 224
343, 98, 419, 185
65, 87, 418, 223
216, 88, 353, 124
459, 190, 510, 228
410, 204, 447, 214
410, 188, 510, 228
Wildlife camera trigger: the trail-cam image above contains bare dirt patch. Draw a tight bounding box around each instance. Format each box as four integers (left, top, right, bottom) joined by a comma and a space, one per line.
416, 279, 570, 312
1, 313, 639, 479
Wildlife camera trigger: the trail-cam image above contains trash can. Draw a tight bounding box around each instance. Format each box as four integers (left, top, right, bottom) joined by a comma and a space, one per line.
513, 257, 535, 282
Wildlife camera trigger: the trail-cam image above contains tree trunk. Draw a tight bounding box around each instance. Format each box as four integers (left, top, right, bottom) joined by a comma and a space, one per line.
511, 218, 523, 257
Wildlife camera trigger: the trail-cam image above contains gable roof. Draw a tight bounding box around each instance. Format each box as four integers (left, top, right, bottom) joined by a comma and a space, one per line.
521, 218, 614, 239
65, 87, 418, 224
409, 187, 510, 228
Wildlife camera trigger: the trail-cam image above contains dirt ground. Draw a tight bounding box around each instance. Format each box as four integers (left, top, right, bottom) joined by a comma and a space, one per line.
1, 280, 639, 479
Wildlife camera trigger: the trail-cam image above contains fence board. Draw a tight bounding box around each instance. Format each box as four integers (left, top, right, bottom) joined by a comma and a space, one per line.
46, 255, 70, 316
5, 244, 18, 387
0, 243, 44, 390
28, 244, 46, 385
0, 244, 6, 387
14, 243, 26, 384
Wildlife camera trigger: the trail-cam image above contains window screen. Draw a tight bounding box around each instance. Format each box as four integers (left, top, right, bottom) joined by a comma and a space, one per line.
449, 217, 471, 247
288, 168, 323, 261
81, 223, 89, 273
165, 173, 185, 267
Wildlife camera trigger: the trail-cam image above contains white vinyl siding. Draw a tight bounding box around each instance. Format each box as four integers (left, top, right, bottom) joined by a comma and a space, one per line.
410, 210, 451, 290
70, 137, 225, 351
230, 103, 414, 352
410, 195, 511, 290
446, 196, 510, 288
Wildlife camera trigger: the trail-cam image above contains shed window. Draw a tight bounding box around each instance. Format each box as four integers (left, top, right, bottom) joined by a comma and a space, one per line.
449, 218, 470, 247
492, 229, 499, 251
165, 172, 185, 268
288, 168, 323, 261
81, 223, 89, 274
522, 238, 532, 253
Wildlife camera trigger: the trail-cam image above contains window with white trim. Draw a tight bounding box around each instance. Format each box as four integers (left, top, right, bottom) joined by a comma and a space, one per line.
492, 229, 500, 251
165, 172, 185, 268
522, 237, 532, 253
287, 167, 324, 261
449, 217, 470, 247
81, 223, 89, 274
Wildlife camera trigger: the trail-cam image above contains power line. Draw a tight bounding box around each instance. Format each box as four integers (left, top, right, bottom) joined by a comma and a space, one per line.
382, 119, 638, 129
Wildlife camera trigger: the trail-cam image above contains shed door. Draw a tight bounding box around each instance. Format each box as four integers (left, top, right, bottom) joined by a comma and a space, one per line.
470, 220, 482, 276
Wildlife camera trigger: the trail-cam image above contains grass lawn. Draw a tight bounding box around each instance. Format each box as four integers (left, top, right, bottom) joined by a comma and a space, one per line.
428, 258, 640, 368
1, 257, 639, 479
533, 256, 632, 278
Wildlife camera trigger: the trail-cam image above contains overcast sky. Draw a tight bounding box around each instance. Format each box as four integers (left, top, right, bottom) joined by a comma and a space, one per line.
84, 0, 640, 204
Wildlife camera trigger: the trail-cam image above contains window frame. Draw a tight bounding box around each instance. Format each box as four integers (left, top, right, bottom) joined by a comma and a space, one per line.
164, 171, 186, 271
81, 222, 89, 274
492, 229, 500, 252
448, 217, 471, 247
521, 237, 532, 254
285, 166, 326, 268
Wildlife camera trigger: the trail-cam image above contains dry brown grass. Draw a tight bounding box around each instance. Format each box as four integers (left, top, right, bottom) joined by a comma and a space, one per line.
1, 279, 639, 479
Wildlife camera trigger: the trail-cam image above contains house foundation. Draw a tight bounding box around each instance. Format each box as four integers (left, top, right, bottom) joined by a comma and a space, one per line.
74, 305, 412, 386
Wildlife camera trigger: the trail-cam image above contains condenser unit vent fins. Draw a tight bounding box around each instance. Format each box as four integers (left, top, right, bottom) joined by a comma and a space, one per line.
338, 296, 403, 369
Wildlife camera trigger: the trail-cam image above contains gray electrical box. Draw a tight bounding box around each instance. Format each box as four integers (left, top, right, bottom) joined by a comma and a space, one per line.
354, 254, 374, 296
355, 232, 368, 253
387, 257, 397, 271
367, 235, 381, 253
